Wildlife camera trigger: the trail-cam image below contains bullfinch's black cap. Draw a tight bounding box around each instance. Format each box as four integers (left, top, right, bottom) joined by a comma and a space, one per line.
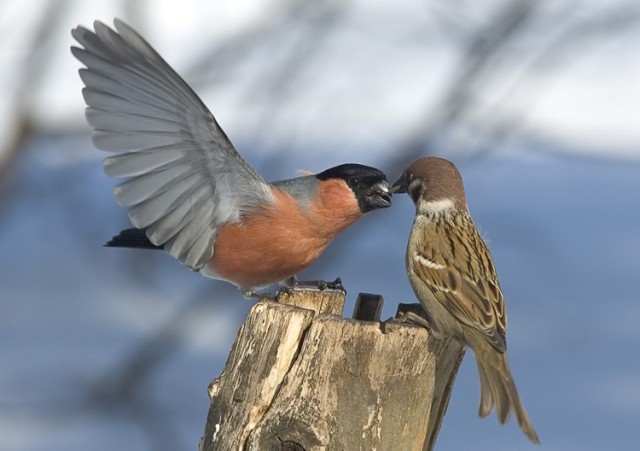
317, 164, 391, 212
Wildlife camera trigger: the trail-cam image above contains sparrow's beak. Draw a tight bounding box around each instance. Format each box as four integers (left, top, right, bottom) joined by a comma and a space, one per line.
368, 180, 392, 209
390, 174, 408, 194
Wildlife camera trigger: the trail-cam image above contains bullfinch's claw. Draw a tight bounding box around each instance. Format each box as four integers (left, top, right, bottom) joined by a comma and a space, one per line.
281, 276, 299, 289
297, 277, 345, 293
276, 276, 299, 297
325, 277, 344, 291
277, 277, 345, 295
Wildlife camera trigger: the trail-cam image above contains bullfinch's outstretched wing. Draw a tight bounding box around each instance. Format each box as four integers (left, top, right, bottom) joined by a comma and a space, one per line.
71, 19, 274, 270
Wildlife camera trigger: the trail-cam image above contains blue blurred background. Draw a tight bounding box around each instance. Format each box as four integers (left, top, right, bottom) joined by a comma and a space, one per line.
1, 1, 639, 450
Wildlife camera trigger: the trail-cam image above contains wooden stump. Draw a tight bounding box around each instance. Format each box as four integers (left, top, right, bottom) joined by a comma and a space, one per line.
200, 289, 465, 451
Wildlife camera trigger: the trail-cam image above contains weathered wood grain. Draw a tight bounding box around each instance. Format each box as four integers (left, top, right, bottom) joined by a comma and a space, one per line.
201, 290, 465, 451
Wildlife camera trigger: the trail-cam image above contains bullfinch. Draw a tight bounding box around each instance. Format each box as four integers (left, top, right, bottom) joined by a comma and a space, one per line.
71, 19, 392, 296
392, 157, 539, 444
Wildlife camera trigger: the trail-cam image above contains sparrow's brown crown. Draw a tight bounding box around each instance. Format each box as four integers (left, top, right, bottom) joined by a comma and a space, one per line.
392, 157, 467, 211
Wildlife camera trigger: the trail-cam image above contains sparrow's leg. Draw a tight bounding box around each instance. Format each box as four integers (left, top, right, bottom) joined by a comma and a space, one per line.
396, 311, 437, 333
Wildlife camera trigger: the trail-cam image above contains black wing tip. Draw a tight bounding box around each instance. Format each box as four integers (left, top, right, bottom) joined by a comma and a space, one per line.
104, 228, 162, 250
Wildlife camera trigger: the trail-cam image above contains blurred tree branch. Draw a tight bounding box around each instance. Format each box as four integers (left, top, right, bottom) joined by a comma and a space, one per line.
387, 0, 640, 172
388, 0, 539, 172
244, 0, 350, 148
0, 0, 71, 206
183, 0, 345, 87
86, 284, 240, 451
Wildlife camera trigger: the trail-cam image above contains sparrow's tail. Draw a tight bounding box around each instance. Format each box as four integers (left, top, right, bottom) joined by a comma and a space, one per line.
470, 334, 540, 444
105, 228, 162, 250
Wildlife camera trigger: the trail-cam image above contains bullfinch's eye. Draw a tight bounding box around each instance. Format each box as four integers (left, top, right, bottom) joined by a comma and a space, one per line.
348, 178, 360, 188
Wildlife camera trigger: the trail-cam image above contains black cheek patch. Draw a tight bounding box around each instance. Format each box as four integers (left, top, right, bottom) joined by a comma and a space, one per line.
410, 184, 422, 203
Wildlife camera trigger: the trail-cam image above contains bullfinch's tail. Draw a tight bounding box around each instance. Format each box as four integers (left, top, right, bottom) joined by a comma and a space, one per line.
105, 228, 162, 250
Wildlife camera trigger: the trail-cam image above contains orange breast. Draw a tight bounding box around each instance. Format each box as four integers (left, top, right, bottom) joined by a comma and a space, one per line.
206, 182, 362, 289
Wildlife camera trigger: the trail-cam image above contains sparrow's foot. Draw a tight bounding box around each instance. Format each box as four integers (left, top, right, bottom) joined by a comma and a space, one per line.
396, 311, 434, 331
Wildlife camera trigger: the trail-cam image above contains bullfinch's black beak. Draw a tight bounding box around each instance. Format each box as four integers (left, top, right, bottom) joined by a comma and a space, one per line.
369, 181, 392, 209
390, 174, 408, 194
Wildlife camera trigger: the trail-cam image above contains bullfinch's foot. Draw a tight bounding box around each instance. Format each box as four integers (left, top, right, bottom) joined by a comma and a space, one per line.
276, 277, 345, 296
276, 276, 299, 297
241, 289, 277, 302
293, 277, 345, 292
281, 276, 298, 288
324, 277, 344, 291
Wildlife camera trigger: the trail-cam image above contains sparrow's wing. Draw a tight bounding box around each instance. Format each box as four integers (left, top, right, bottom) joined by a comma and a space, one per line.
410, 216, 507, 351
72, 20, 274, 270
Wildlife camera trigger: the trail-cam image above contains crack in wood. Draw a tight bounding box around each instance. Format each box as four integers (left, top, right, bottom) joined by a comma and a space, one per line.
201, 290, 465, 451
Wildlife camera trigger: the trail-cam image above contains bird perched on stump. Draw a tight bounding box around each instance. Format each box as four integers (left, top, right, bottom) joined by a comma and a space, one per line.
392, 157, 539, 444
71, 19, 391, 296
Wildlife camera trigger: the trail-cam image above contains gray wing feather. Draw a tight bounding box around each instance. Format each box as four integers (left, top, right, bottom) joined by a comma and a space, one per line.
103, 143, 195, 178
72, 19, 273, 270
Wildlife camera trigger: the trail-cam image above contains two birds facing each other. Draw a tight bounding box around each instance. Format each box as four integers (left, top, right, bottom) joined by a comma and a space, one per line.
72, 19, 539, 444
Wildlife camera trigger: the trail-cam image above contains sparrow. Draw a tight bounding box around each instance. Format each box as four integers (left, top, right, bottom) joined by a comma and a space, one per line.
391, 157, 539, 444
71, 19, 391, 296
